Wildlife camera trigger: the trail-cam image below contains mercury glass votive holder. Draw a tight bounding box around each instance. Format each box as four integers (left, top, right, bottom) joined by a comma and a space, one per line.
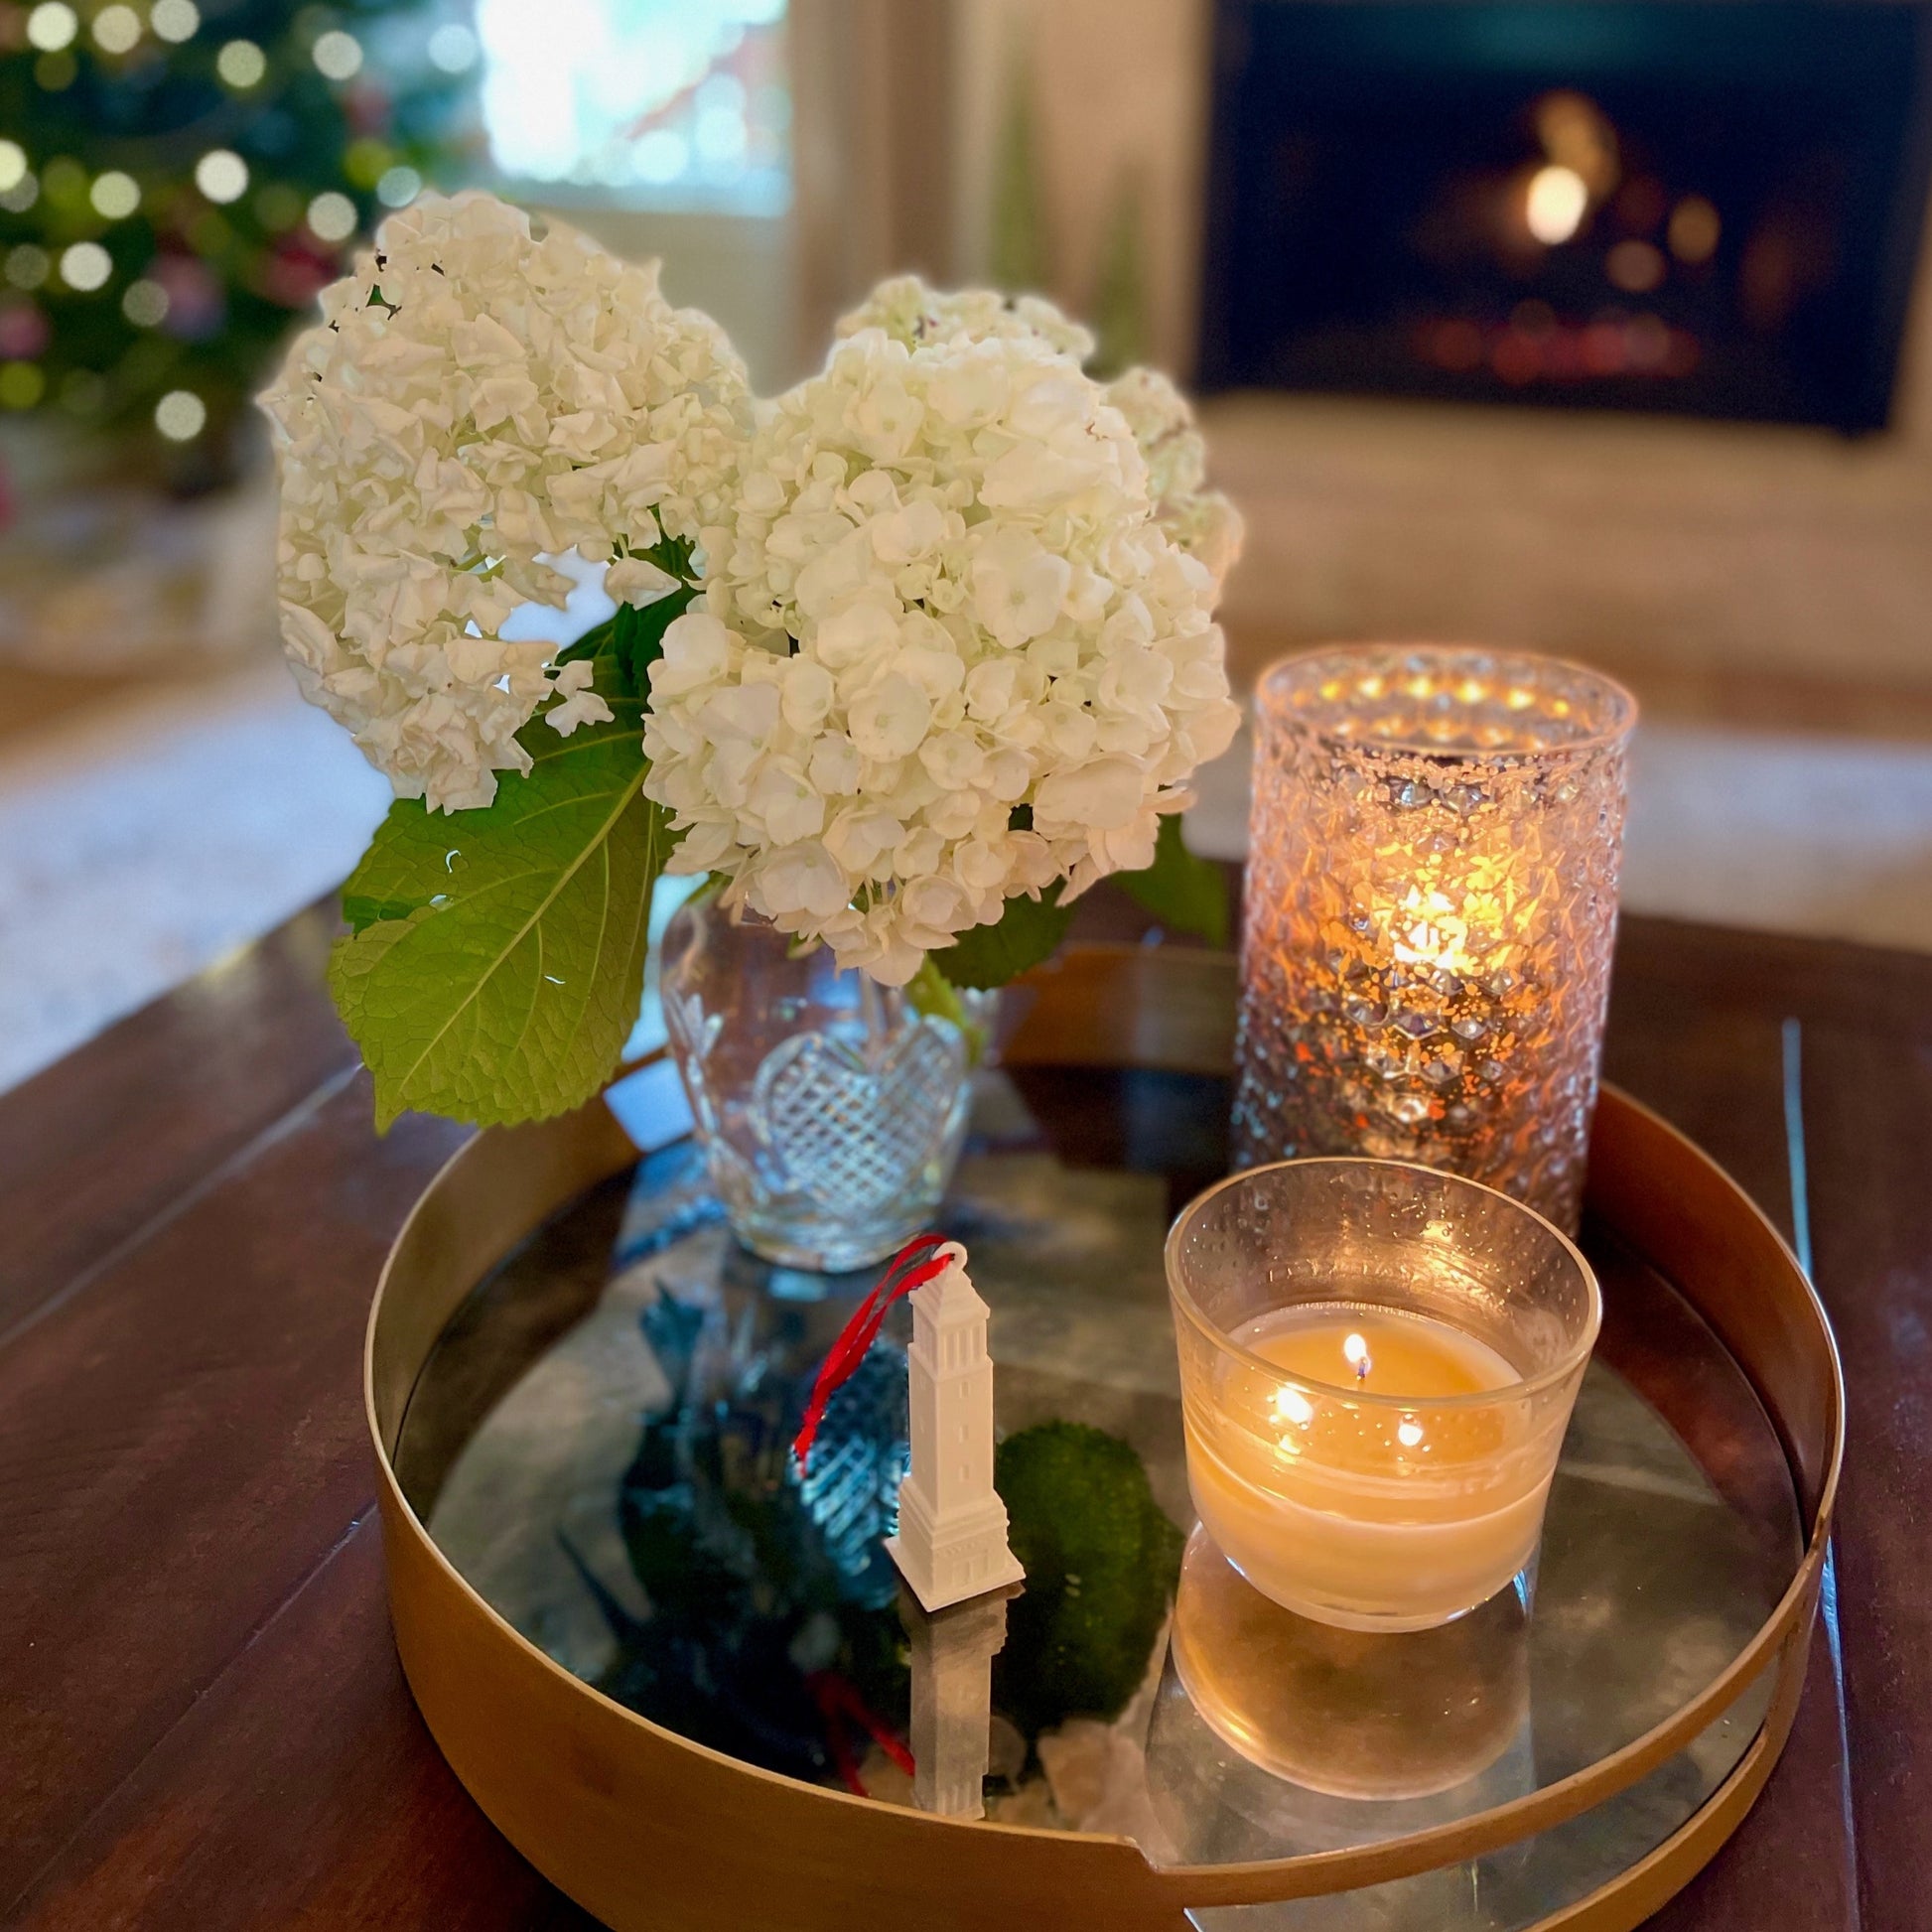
1233, 644, 1635, 1233
1166, 1159, 1600, 1633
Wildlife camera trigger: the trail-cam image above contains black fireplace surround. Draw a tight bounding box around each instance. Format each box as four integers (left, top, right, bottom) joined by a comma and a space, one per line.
1196, 0, 1932, 430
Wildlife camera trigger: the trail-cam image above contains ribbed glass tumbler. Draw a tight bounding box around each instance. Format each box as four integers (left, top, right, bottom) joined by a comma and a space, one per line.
1233, 646, 1636, 1233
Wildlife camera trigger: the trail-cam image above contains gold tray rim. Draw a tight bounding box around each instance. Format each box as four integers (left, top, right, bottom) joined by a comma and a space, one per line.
364, 943, 1844, 1932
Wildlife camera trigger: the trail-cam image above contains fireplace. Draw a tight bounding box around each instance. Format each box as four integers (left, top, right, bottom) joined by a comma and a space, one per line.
1195, 1, 1932, 431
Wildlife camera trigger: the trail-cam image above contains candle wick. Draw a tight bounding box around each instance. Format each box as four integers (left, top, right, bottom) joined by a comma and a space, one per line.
1355, 1356, 1371, 1384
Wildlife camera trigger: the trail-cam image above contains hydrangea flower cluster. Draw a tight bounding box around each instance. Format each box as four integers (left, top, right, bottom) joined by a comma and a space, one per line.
640, 305, 1242, 984
1103, 365, 1246, 594
269, 207, 1244, 990
837, 274, 1099, 362
262, 192, 750, 811
836, 277, 1244, 594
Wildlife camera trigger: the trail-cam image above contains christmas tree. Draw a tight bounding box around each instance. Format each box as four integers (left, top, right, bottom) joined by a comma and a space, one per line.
0, 0, 479, 483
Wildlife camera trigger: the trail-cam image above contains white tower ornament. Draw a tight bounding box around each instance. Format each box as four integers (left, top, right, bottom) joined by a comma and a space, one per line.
887, 1242, 1025, 1612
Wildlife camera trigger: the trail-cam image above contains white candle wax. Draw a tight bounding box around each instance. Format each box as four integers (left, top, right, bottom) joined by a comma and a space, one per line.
1182, 1302, 1551, 1631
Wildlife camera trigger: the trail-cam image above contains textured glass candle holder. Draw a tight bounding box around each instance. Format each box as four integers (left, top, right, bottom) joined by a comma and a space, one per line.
1233, 645, 1635, 1233
1167, 1158, 1600, 1632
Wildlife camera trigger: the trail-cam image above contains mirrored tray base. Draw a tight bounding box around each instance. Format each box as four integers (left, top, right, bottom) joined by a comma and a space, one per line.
365, 946, 1841, 1932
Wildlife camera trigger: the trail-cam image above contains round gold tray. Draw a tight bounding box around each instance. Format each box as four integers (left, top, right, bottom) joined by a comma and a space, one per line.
365, 945, 1842, 1932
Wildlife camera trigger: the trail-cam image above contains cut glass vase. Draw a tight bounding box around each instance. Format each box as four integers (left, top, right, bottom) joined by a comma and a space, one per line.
660, 889, 983, 1272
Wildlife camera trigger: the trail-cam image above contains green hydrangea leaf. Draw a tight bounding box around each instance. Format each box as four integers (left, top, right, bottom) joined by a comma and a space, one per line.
556, 572, 688, 698
1112, 813, 1230, 946
551, 613, 617, 671
932, 886, 1072, 991
330, 678, 672, 1131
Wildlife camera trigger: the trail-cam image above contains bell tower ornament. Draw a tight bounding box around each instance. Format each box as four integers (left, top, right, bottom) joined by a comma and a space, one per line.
792, 1236, 1024, 1614
886, 1244, 1025, 1612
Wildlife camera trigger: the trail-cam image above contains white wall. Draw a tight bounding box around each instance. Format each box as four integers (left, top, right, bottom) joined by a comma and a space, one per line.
951, 0, 1211, 368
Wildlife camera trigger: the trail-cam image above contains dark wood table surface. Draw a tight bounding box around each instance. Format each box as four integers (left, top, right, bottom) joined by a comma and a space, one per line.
2, 903, 1925, 1930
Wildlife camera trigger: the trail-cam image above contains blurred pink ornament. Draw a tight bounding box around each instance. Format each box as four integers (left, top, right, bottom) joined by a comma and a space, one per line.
257, 238, 338, 311
153, 255, 225, 342
0, 300, 51, 359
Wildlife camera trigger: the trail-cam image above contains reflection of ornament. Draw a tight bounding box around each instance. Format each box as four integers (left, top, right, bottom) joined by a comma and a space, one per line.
902, 1585, 1013, 1818
888, 1243, 1025, 1613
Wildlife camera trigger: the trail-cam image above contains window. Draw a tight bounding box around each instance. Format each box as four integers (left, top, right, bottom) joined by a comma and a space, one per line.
475, 0, 790, 213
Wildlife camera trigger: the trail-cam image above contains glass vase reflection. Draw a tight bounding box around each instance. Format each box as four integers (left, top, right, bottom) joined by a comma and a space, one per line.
659, 889, 985, 1271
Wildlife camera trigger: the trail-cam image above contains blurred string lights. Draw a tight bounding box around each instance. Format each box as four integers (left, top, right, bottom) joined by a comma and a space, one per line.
0, 2, 786, 466
0, 2, 480, 468
474, 0, 790, 211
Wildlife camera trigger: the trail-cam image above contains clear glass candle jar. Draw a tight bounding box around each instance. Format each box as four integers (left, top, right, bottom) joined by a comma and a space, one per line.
1166, 1158, 1600, 1632
1234, 644, 1635, 1233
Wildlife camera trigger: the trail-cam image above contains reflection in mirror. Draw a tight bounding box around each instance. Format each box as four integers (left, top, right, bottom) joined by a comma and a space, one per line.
401, 1065, 1803, 1915
1159, 1526, 1532, 1840
900, 1584, 1017, 1820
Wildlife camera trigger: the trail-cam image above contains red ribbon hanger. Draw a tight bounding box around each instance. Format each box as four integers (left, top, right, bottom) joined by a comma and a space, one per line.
806, 1670, 916, 1794
791, 1233, 956, 1474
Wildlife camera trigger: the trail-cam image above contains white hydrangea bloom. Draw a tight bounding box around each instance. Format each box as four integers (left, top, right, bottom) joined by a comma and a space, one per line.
641, 318, 1241, 986
838, 278, 1243, 593
262, 191, 750, 812
1102, 366, 1246, 594
837, 274, 1097, 363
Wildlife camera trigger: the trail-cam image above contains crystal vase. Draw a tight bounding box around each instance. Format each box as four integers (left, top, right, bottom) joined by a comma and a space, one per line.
659, 889, 983, 1272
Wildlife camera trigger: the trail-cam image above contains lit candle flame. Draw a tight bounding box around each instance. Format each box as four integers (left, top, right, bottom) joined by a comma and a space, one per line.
1391, 886, 1475, 975
1342, 1331, 1372, 1383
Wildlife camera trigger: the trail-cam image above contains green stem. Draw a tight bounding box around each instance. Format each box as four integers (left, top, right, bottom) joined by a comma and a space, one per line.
906, 955, 987, 1066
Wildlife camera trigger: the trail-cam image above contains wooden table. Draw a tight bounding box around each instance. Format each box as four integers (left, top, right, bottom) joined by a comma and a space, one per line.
2, 905, 1924, 1931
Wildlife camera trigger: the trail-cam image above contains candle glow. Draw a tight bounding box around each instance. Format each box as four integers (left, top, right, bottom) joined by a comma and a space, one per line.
1233, 646, 1634, 1232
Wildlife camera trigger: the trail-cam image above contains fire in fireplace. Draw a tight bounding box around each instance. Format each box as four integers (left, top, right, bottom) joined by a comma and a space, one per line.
1196, 1, 1932, 431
